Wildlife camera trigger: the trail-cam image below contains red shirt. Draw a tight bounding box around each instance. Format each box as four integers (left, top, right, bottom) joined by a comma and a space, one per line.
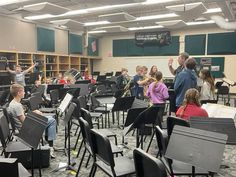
58, 79, 67, 84
176, 103, 208, 121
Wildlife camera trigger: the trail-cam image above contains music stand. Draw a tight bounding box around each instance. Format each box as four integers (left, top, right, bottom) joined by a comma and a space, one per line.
46, 84, 64, 94
18, 112, 48, 177
96, 75, 106, 82
165, 125, 228, 176
75, 80, 90, 84
53, 102, 77, 172
190, 117, 236, 145
69, 84, 89, 96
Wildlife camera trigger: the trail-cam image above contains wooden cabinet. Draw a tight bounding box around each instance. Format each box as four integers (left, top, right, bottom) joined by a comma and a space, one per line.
0, 50, 101, 84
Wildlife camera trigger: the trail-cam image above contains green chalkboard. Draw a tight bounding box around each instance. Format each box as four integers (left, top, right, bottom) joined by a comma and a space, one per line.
88, 37, 99, 56
37, 27, 55, 52
207, 32, 236, 55
69, 33, 82, 54
195, 57, 224, 78
185, 34, 206, 55
113, 36, 179, 57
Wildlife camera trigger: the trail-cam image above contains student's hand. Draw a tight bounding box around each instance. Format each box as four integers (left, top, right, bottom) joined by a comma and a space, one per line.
168, 58, 174, 66
33, 110, 43, 115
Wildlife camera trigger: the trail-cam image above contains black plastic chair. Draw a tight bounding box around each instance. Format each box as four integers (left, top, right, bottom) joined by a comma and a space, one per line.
133, 148, 167, 177
216, 85, 230, 105
155, 126, 210, 177
200, 100, 217, 105
75, 117, 123, 177
0, 113, 30, 158
89, 129, 135, 177
50, 89, 60, 106
2, 108, 18, 138
167, 116, 190, 138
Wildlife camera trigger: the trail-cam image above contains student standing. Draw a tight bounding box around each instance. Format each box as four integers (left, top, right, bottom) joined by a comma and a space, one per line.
7, 64, 36, 86
149, 65, 158, 77
176, 88, 208, 120
174, 58, 197, 108
116, 68, 129, 90
199, 69, 215, 100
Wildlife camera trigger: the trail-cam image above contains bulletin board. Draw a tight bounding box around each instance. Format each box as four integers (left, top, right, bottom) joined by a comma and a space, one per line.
195, 57, 225, 78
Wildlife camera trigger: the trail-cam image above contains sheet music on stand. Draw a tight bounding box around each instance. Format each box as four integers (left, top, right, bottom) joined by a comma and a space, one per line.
202, 103, 236, 119
222, 78, 235, 86
58, 93, 73, 114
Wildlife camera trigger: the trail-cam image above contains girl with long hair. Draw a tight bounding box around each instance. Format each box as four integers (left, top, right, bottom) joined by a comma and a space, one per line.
176, 88, 208, 120
149, 65, 158, 77
199, 69, 215, 100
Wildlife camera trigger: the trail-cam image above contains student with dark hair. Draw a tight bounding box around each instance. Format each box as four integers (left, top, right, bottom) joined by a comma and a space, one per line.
176, 88, 208, 120
116, 68, 129, 90
174, 58, 197, 108
168, 52, 189, 77
199, 69, 215, 100
149, 65, 158, 77
146, 71, 169, 104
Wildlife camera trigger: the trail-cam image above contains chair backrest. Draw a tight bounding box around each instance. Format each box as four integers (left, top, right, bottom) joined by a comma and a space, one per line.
167, 116, 190, 137
200, 99, 217, 105
125, 107, 147, 127
90, 129, 115, 168
78, 117, 93, 152
80, 108, 94, 128
133, 148, 167, 177
217, 85, 229, 95
78, 96, 87, 109
0, 112, 10, 148
90, 92, 100, 109
0, 90, 10, 106
50, 89, 59, 105
96, 85, 106, 94
155, 126, 168, 157
29, 95, 42, 110
3, 108, 16, 133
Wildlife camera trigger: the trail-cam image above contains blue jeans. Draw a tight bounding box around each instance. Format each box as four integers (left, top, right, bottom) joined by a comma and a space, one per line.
45, 116, 56, 141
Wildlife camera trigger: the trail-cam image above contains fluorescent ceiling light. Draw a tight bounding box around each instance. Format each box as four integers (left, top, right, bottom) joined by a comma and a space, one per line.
24, 14, 54, 20
129, 25, 164, 31
84, 21, 110, 26
186, 20, 215, 26
0, 0, 30, 6
204, 8, 222, 14
88, 30, 107, 34
143, 0, 180, 5
136, 13, 178, 21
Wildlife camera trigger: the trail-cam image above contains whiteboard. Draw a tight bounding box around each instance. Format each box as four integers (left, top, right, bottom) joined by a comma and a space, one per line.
124, 57, 178, 78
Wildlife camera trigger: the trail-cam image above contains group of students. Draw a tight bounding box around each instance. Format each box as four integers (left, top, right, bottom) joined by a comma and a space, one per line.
117, 52, 215, 121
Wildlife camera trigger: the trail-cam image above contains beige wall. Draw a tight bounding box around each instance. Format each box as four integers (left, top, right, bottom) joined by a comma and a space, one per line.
0, 15, 69, 54
95, 26, 236, 92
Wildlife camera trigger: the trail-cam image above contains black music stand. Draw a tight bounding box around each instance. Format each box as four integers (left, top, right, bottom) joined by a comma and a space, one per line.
53, 102, 77, 172
112, 96, 135, 126
46, 84, 64, 94
124, 106, 159, 149
165, 125, 228, 176
18, 112, 48, 177
190, 117, 236, 145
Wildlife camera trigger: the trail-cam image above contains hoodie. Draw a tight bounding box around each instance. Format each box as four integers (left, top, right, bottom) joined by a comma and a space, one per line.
147, 82, 169, 104
174, 69, 197, 107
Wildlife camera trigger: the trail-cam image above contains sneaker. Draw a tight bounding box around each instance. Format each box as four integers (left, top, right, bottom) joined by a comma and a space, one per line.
50, 147, 56, 159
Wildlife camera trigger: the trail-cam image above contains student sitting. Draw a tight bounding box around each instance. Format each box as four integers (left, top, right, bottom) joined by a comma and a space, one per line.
176, 88, 208, 121
199, 69, 215, 100
8, 84, 57, 158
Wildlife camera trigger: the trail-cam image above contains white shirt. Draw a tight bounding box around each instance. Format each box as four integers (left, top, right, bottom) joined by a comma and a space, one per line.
200, 81, 215, 100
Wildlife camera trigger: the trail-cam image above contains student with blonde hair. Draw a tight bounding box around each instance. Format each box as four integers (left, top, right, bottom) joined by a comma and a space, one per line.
176, 88, 208, 120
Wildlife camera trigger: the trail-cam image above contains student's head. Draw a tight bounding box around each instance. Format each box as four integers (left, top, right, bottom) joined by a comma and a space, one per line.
136, 66, 143, 75
15, 65, 22, 73
185, 58, 196, 70
183, 88, 200, 107
154, 71, 163, 81
142, 66, 148, 75
46, 78, 52, 84
58, 73, 63, 79
10, 84, 25, 99
35, 80, 41, 87
149, 65, 158, 76
178, 52, 189, 66
121, 68, 128, 75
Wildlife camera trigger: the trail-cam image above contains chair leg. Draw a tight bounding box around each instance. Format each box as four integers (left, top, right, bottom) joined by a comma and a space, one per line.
73, 130, 81, 150
89, 164, 97, 177
85, 154, 91, 168
146, 130, 155, 153
74, 126, 79, 136
76, 139, 84, 158
76, 148, 86, 177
